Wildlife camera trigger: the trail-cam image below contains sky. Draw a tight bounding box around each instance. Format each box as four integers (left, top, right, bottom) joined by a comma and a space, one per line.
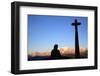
28, 15, 88, 52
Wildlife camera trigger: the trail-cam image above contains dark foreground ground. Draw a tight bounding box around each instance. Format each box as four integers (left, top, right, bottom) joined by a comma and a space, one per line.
28, 56, 88, 61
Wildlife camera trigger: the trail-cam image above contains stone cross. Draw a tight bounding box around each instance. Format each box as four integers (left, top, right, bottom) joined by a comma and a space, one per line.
72, 19, 81, 58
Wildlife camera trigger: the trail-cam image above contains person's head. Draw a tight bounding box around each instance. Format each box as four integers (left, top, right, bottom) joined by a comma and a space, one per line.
54, 44, 58, 49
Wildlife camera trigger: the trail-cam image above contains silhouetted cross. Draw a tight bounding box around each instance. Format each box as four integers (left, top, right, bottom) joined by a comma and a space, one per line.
72, 19, 81, 58
72, 19, 81, 26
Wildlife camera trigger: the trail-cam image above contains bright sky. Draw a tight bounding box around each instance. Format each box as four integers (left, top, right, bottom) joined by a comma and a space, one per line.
28, 15, 88, 52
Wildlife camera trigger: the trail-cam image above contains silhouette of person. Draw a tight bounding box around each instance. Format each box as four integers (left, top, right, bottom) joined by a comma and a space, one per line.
51, 44, 62, 59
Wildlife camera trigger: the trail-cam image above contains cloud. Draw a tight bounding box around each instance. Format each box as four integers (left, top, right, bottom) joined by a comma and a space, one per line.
28, 47, 87, 58
29, 51, 51, 57
59, 47, 87, 57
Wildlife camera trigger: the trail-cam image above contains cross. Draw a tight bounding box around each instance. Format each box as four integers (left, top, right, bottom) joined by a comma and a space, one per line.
72, 19, 81, 26
72, 19, 81, 58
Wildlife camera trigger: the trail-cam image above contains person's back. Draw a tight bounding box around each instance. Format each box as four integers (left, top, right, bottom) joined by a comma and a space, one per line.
51, 44, 61, 59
